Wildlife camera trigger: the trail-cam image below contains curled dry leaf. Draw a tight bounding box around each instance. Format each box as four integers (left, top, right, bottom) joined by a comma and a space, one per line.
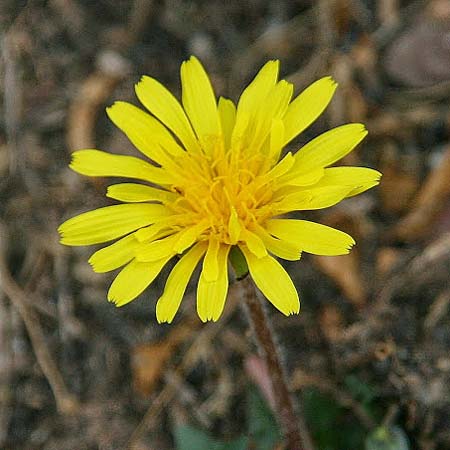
131, 321, 196, 396
314, 253, 367, 309
66, 51, 130, 151
318, 304, 345, 342
393, 145, 450, 241
379, 155, 420, 214
376, 247, 402, 276
424, 289, 450, 331
67, 73, 120, 151
314, 211, 368, 308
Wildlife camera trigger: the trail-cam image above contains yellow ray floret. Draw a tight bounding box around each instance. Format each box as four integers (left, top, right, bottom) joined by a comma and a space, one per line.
58, 56, 381, 323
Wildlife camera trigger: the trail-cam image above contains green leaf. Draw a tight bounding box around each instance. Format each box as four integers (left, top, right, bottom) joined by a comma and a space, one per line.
302, 387, 341, 431
365, 426, 410, 450
247, 384, 282, 450
302, 387, 366, 450
344, 375, 377, 405
174, 425, 248, 450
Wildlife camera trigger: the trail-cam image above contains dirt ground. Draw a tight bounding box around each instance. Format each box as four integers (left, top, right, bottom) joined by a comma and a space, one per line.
1, 1, 450, 449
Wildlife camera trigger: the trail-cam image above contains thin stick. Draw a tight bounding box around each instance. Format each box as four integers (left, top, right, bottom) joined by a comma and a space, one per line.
126, 284, 241, 450
0, 226, 79, 415
242, 277, 314, 450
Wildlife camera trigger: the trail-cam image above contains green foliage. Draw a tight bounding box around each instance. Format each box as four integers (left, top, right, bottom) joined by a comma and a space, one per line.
174, 378, 410, 450
344, 374, 381, 423
174, 425, 248, 450
365, 426, 410, 450
247, 384, 281, 450
344, 374, 377, 405
173, 384, 281, 450
302, 387, 366, 450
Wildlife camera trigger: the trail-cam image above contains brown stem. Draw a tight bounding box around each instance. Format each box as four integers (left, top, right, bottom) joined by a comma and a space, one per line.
242, 277, 314, 450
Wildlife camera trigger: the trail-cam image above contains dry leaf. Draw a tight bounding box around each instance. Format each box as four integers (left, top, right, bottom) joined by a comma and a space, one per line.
393, 145, 450, 241
379, 142, 420, 214
376, 247, 402, 276
319, 304, 345, 342
131, 322, 195, 396
314, 253, 367, 308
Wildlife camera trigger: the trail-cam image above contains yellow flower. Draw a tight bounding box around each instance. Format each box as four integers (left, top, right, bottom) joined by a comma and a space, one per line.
59, 57, 381, 323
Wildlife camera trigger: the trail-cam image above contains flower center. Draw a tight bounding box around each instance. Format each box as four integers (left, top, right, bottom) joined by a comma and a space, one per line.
167, 146, 274, 244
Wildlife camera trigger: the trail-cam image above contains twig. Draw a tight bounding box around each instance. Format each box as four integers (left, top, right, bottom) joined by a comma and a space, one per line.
0, 293, 12, 445
54, 245, 85, 340
0, 224, 79, 415
242, 277, 314, 450
1, 34, 22, 177
125, 284, 241, 450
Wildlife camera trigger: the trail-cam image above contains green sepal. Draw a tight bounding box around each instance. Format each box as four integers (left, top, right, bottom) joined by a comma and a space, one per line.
229, 246, 248, 280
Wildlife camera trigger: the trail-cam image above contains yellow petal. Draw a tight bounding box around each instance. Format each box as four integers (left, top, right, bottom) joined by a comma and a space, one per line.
268, 118, 284, 162
311, 187, 351, 206
266, 219, 355, 256
246, 80, 293, 154
253, 225, 302, 261
228, 207, 242, 244
274, 185, 352, 213
156, 242, 208, 323
58, 204, 170, 246
240, 246, 299, 315
197, 244, 230, 322
134, 219, 179, 242
263, 237, 302, 261
292, 124, 367, 173
310, 167, 382, 197
106, 101, 185, 164
88, 233, 141, 273
108, 257, 171, 307
277, 166, 324, 187
173, 221, 209, 253
232, 60, 279, 145
264, 152, 294, 180
106, 183, 177, 203
202, 238, 220, 281
218, 97, 236, 150
236, 60, 279, 116
69, 150, 173, 185
180, 56, 221, 151
230, 111, 249, 155
241, 229, 267, 258
135, 233, 179, 262
268, 80, 294, 119
283, 76, 337, 145
135, 75, 201, 153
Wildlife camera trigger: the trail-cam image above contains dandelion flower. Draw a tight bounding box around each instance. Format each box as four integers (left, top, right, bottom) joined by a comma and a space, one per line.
59, 57, 381, 323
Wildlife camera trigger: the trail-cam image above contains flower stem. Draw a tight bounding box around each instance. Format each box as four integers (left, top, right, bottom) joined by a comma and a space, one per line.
242, 277, 314, 450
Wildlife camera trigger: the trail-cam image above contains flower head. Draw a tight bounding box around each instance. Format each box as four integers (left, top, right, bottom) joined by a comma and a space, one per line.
59, 57, 381, 323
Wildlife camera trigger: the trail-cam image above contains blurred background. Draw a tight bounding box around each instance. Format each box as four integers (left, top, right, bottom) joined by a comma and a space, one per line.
1, 0, 450, 449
